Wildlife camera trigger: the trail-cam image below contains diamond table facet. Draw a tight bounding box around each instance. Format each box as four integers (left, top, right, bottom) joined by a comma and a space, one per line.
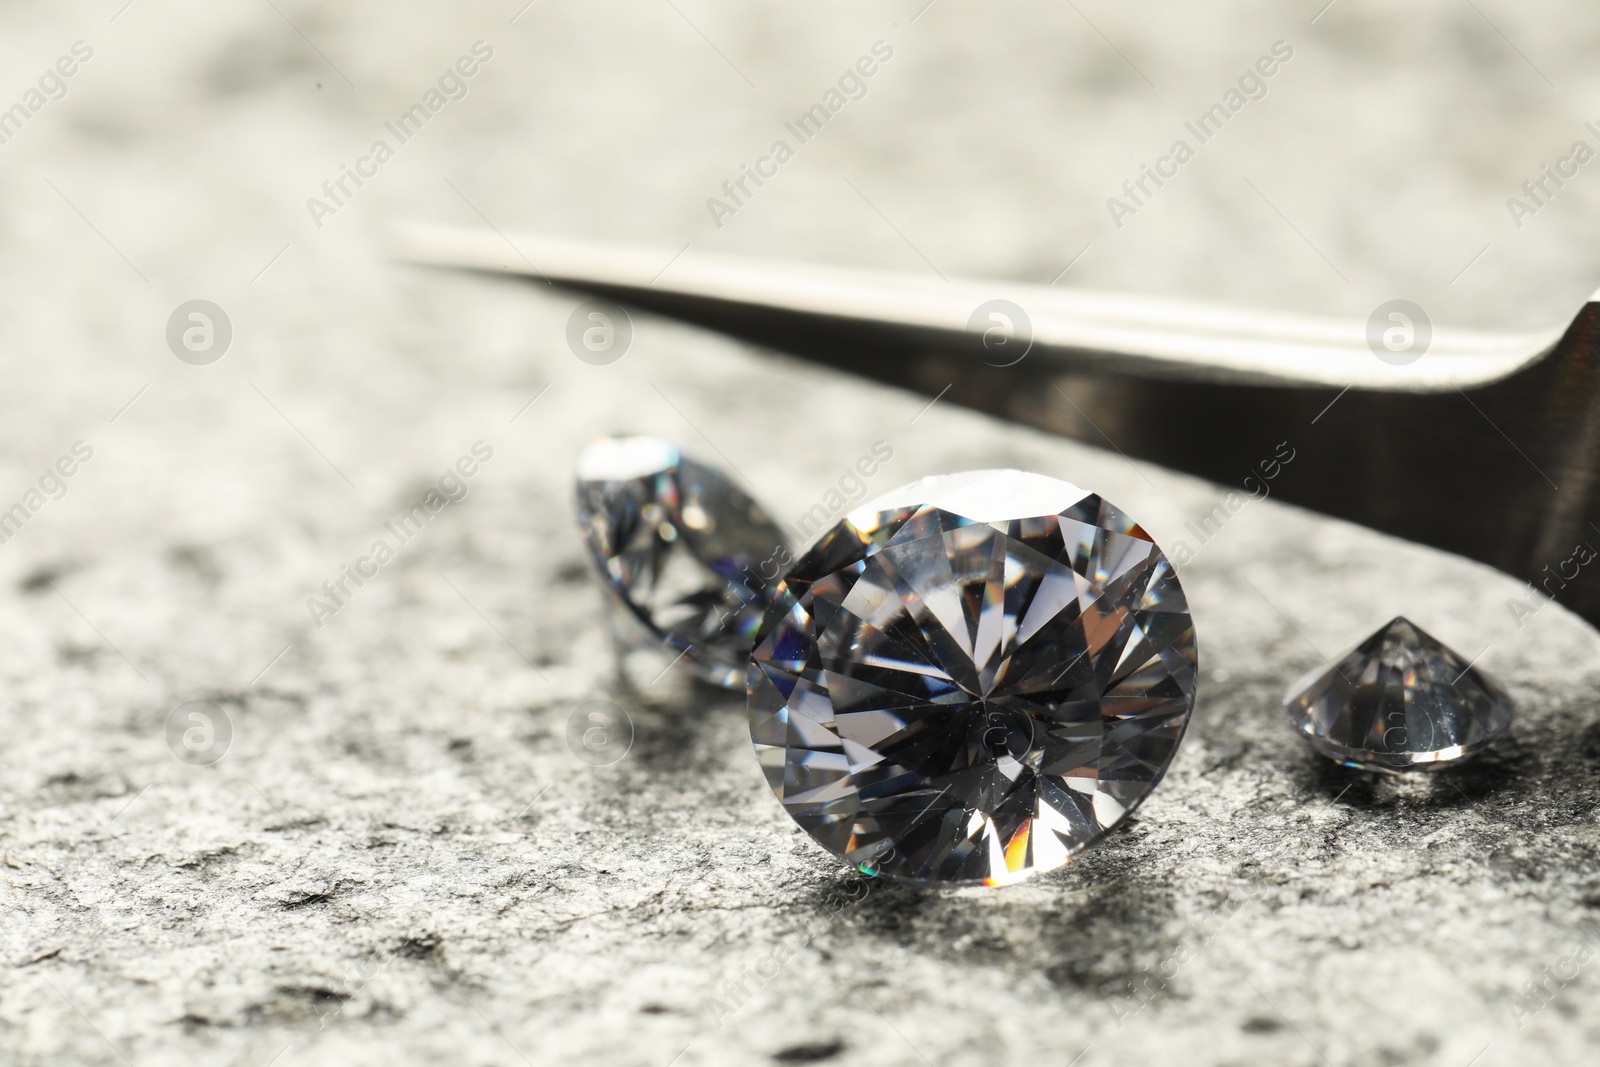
575, 436, 786, 688
1282, 616, 1514, 773
746, 470, 1199, 886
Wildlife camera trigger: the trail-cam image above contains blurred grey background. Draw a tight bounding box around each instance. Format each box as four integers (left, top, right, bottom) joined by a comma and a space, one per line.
2, 2, 1600, 1066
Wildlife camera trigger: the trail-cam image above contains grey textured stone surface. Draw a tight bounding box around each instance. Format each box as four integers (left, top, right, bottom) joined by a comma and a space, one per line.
3, 2, 1600, 1065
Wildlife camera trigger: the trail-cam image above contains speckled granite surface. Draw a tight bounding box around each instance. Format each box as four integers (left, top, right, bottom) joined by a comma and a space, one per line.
2, 2, 1600, 1065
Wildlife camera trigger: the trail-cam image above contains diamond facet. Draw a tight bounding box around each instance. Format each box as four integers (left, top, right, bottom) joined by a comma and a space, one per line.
1282, 616, 1514, 773
746, 470, 1199, 886
575, 436, 786, 688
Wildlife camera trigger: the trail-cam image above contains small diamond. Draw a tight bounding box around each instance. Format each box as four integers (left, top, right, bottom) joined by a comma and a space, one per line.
1282, 616, 1513, 773
746, 470, 1198, 886
575, 436, 786, 688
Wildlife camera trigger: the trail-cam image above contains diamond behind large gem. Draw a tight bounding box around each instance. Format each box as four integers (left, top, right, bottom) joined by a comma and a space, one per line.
575, 436, 786, 688
1282, 616, 1514, 772
746, 470, 1199, 886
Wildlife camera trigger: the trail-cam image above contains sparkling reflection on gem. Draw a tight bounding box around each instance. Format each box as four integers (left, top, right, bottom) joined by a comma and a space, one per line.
575, 436, 786, 688
1282, 616, 1513, 773
746, 470, 1199, 886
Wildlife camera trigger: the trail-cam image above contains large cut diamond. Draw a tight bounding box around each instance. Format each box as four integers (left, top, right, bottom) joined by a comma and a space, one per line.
746, 470, 1198, 886
1282, 616, 1514, 772
575, 436, 786, 688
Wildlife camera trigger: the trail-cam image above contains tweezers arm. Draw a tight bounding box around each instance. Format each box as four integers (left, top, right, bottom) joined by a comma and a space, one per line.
394, 222, 1600, 628
392, 222, 1557, 391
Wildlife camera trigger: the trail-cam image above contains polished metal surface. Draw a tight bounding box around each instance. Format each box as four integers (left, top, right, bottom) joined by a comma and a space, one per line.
395, 223, 1600, 625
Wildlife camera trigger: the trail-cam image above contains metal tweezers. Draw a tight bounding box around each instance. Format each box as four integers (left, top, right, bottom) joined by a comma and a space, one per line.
395, 223, 1600, 627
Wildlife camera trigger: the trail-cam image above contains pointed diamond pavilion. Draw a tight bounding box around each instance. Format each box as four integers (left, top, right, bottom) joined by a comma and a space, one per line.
746, 470, 1199, 886
1282, 616, 1514, 773
575, 436, 786, 688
